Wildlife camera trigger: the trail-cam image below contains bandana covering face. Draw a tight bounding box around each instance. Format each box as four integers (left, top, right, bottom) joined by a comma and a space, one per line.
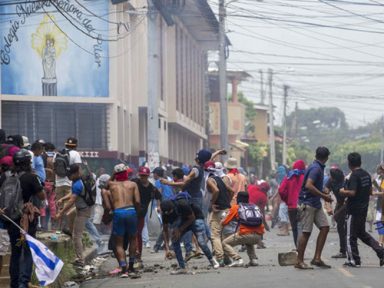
115, 170, 128, 181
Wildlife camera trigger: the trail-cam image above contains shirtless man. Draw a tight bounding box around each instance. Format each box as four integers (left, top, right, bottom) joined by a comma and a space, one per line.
102, 164, 141, 278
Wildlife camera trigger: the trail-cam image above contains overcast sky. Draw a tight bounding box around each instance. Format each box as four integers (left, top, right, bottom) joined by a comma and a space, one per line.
209, 0, 384, 128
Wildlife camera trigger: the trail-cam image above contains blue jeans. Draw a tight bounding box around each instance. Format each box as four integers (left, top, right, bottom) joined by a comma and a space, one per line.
85, 219, 102, 246
7, 221, 35, 288
190, 197, 211, 240
172, 219, 213, 269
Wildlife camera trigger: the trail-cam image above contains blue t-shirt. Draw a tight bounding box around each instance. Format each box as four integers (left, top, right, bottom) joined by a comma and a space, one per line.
72, 179, 87, 209
72, 179, 84, 196
32, 155, 46, 184
299, 160, 325, 209
155, 179, 174, 200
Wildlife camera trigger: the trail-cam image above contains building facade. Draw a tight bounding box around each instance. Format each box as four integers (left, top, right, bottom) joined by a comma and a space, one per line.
0, 0, 219, 171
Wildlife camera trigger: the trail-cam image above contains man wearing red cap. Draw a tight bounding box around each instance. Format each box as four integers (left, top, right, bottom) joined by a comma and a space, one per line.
131, 167, 162, 268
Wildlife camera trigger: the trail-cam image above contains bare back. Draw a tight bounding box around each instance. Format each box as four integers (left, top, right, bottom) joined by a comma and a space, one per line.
108, 180, 140, 210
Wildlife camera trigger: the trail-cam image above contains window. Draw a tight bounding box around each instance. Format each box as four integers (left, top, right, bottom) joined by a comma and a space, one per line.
1, 101, 107, 149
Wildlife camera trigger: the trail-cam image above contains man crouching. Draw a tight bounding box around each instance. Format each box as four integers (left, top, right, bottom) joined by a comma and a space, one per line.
161, 195, 219, 274
102, 164, 141, 278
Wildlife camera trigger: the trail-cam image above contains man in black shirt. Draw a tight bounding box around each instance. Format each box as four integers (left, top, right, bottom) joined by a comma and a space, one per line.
161, 197, 219, 274
340, 152, 384, 267
131, 166, 162, 267
2, 149, 45, 288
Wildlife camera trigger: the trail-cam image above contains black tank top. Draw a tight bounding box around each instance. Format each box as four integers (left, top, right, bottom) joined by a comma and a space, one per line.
211, 176, 231, 210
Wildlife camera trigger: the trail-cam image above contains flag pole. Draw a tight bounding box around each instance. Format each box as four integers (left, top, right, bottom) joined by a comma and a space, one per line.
1, 214, 27, 234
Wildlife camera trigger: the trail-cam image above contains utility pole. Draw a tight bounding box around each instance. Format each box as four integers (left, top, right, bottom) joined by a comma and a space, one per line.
219, 0, 228, 152
292, 101, 298, 139
268, 69, 276, 171
259, 69, 265, 104
147, 0, 160, 171
282, 85, 289, 166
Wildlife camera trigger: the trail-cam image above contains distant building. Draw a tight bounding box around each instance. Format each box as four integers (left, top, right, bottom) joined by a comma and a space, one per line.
0, 0, 220, 171
208, 69, 251, 165
249, 104, 269, 144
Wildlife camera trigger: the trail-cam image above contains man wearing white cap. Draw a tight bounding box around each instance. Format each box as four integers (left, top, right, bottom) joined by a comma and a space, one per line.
103, 164, 141, 278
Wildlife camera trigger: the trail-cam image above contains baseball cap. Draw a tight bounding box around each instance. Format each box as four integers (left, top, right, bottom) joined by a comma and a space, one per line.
196, 149, 212, 164
138, 166, 150, 176
22, 136, 30, 148
203, 161, 215, 171
65, 137, 78, 147
114, 163, 128, 174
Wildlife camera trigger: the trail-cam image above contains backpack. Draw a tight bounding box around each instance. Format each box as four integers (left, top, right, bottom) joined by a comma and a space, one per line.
80, 176, 96, 206
54, 149, 70, 177
0, 172, 24, 220
167, 191, 192, 217
238, 203, 263, 227
79, 164, 96, 206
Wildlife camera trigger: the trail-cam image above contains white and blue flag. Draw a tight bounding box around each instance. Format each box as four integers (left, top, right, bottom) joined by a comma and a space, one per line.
26, 234, 64, 286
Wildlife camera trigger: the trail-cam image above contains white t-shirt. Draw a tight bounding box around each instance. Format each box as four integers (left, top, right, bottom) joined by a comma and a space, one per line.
54, 149, 82, 187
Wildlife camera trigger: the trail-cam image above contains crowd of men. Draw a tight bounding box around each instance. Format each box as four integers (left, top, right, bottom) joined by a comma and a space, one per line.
0, 128, 383, 286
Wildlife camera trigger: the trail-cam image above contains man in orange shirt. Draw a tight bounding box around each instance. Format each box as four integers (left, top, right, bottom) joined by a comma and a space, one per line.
225, 158, 248, 205
222, 192, 264, 267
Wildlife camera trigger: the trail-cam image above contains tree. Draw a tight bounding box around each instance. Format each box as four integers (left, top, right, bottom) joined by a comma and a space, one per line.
237, 92, 257, 134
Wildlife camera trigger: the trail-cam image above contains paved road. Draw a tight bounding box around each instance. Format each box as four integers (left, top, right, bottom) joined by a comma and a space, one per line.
81, 226, 383, 288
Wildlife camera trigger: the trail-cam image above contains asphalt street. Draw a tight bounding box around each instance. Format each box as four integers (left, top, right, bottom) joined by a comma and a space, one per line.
80, 225, 384, 288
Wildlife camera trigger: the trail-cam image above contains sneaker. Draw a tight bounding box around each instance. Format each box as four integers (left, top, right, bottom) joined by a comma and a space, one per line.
145, 242, 151, 248
218, 259, 225, 267
343, 261, 361, 268
210, 258, 220, 269
331, 253, 347, 259
170, 268, 188, 275
380, 256, 384, 267
120, 272, 129, 278
228, 258, 244, 267
249, 259, 259, 267
223, 256, 232, 266
109, 267, 122, 276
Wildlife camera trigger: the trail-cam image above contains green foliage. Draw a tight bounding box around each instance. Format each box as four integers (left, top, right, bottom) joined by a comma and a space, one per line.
248, 142, 268, 163
237, 92, 257, 134
286, 107, 383, 172
238, 92, 257, 122
328, 137, 381, 172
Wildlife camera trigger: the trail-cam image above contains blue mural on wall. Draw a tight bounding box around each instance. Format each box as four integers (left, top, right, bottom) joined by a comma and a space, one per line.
0, 0, 109, 97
